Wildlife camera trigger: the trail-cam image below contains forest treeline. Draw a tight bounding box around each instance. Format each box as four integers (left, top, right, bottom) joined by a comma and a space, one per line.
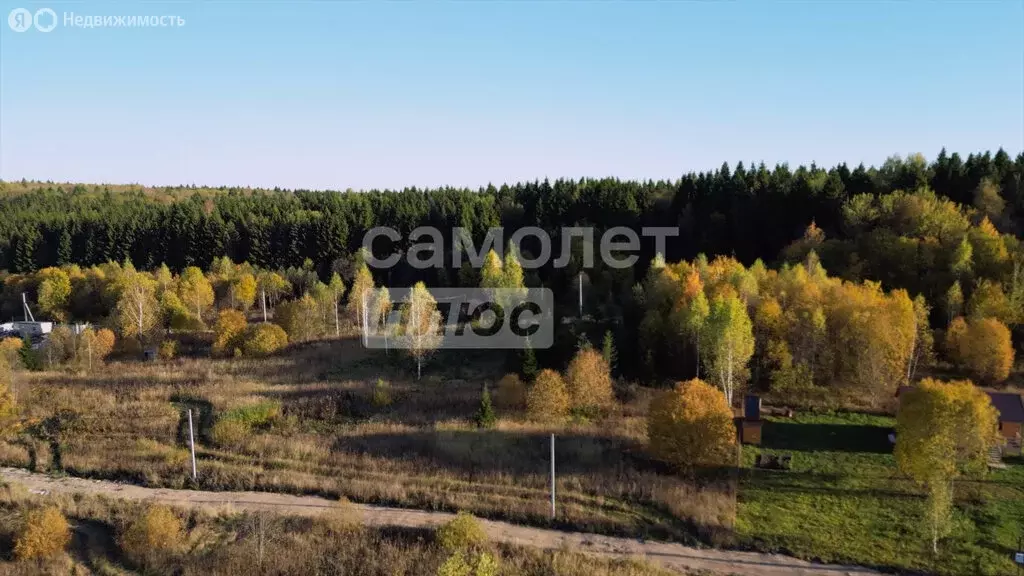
1, 149, 1023, 398
1, 149, 1021, 278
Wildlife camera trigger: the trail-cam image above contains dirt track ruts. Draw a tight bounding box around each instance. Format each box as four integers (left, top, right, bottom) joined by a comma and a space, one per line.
0, 467, 880, 576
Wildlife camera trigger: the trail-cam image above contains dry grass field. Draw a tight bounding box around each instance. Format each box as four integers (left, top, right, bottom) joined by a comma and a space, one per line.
0, 481, 681, 575
0, 335, 736, 547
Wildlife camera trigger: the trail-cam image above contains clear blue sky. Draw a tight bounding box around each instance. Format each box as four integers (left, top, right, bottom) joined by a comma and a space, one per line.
1, 1, 1022, 191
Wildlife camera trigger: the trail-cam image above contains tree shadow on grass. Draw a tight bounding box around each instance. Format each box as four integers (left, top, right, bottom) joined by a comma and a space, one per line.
263, 378, 484, 426
69, 518, 128, 574
332, 428, 642, 478
761, 420, 893, 454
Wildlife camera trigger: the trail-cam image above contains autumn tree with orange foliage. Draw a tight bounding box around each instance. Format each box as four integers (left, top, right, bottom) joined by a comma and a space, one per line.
120, 504, 184, 567
526, 369, 570, 423
945, 316, 1014, 383
212, 309, 248, 356
14, 506, 70, 561
827, 282, 916, 403
647, 378, 736, 469
564, 348, 615, 416
76, 327, 115, 371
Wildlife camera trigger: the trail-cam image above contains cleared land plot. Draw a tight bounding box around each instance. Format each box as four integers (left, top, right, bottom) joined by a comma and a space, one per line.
0, 339, 733, 547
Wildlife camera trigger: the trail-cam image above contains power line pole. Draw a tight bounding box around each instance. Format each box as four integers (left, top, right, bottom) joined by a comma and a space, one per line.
550, 433, 556, 519
187, 409, 197, 481
577, 274, 583, 317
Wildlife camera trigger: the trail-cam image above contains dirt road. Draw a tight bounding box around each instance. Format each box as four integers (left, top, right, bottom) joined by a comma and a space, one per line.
1, 467, 878, 576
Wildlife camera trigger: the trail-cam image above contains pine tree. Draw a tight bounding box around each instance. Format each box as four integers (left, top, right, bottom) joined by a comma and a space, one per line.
601, 330, 617, 373
19, 337, 40, 372
519, 340, 538, 381
475, 386, 496, 429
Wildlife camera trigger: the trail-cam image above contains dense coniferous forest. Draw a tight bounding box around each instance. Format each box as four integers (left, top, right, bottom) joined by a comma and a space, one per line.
2, 149, 1021, 277
1, 149, 1023, 387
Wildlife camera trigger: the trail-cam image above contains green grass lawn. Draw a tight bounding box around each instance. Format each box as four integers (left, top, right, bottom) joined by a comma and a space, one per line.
736, 411, 1023, 575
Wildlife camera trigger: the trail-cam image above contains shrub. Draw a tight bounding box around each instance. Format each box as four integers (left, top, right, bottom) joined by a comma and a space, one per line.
210, 418, 250, 448
322, 497, 362, 535
564, 348, 615, 415
120, 504, 183, 565
211, 400, 280, 447
371, 378, 392, 407
94, 328, 116, 356
0, 361, 17, 436
526, 369, 570, 422
648, 379, 736, 469
0, 337, 22, 368
42, 326, 74, 368
223, 401, 281, 428
158, 339, 177, 360
275, 295, 321, 342
436, 511, 487, 552
437, 552, 471, 576
15, 506, 70, 560
213, 309, 247, 356
494, 373, 526, 410
473, 551, 499, 576
437, 551, 498, 576
18, 337, 41, 371
240, 323, 289, 357
475, 386, 496, 429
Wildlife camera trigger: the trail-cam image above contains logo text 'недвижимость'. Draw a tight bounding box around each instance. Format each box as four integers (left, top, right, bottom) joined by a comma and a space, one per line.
8, 8, 185, 32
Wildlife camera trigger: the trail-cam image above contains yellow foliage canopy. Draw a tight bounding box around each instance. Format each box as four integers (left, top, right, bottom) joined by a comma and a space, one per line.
241, 323, 289, 357
15, 506, 70, 560
120, 504, 183, 563
945, 316, 1014, 383
647, 378, 736, 469
526, 369, 570, 422
212, 309, 248, 356
895, 378, 999, 483
564, 348, 614, 414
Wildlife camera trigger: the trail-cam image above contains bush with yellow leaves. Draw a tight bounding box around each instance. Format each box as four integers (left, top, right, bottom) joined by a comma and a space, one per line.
212, 309, 248, 357
436, 511, 488, 552
647, 378, 736, 469
15, 506, 70, 561
120, 504, 183, 566
526, 369, 569, 423
240, 323, 289, 357
564, 348, 615, 415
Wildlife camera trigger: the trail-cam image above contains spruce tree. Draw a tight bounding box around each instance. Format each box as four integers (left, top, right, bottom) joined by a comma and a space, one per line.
519, 339, 538, 381
476, 385, 496, 429
602, 330, 617, 374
